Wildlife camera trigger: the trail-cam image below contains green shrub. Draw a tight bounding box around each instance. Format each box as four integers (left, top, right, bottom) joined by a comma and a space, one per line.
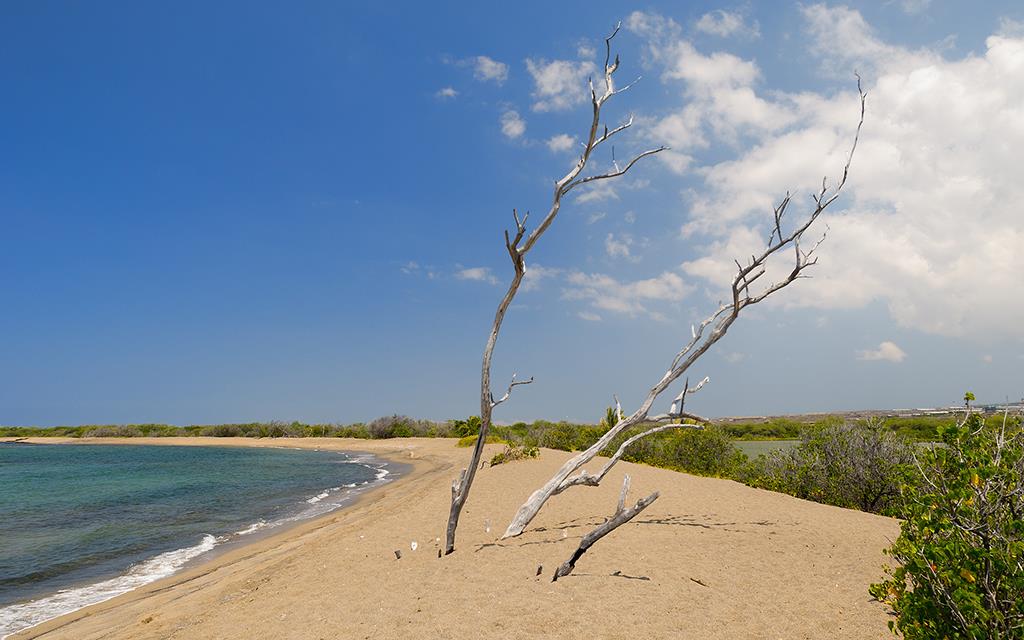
742, 420, 913, 514
604, 424, 745, 477
870, 407, 1024, 639
489, 443, 539, 466
456, 434, 503, 447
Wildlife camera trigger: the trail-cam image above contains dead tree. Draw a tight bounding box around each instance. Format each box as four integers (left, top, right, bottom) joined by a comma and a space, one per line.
503, 79, 867, 539
444, 23, 666, 555
552, 475, 658, 581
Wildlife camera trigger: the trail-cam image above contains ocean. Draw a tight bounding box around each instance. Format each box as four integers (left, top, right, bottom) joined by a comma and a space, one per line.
0, 442, 399, 638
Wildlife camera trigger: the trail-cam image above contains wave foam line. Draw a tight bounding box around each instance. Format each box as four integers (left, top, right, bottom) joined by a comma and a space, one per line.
0, 534, 217, 640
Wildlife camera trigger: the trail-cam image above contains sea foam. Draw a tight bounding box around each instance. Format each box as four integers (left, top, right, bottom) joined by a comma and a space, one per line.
0, 534, 217, 639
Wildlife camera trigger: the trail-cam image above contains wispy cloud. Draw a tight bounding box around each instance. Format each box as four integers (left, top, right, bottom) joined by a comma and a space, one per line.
456, 266, 499, 285
604, 233, 640, 262
695, 10, 760, 38
563, 270, 692, 320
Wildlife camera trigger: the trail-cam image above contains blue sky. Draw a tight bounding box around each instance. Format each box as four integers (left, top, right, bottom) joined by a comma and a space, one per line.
2, 1, 1023, 426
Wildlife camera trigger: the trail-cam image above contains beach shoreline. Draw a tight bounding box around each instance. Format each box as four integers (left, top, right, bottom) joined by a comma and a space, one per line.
4, 436, 898, 639
1, 437, 436, 640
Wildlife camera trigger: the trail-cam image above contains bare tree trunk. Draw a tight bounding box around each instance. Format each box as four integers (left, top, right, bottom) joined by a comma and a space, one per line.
504, 78, 868, 539
552, 475, 658, 581
444, 23, 665, 555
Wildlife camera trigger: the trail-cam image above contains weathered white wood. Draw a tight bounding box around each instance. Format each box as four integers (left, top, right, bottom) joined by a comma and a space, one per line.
552, 475, 659, 581
503, 77, 868, 539
444, 22, 665, 555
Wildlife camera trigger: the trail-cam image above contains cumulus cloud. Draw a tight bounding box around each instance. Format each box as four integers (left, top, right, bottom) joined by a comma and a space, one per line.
473, 56, 508, 84
526, 58, 597, 111
631, 6, 1024, 339
563, 270, 692, 320
435, 87, 458, 99
857, 341, 907, 363
500, 110, 526, 139
545, 133, 575, 152
695, 10, 760, 39
456, 267, 498, 285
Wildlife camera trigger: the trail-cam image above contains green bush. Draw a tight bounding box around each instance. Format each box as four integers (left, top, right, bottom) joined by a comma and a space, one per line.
606, 424, 745, 477
742, 420, 913, 514
870, 407, 1024, 639
489, 443, 539, 466
456, 434, 504, 447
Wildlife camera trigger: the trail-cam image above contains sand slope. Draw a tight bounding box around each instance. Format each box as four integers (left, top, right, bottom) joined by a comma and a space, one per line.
10, 437, 898, 639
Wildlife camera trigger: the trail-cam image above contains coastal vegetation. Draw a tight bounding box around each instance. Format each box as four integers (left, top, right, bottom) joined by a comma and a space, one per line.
871, 405, 1024, 638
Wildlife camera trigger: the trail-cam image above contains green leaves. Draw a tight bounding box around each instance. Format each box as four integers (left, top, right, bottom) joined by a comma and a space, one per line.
871, 409, 1024, 639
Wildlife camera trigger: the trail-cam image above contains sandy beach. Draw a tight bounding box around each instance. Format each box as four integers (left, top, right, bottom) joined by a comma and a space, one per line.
4, 437, 898, 639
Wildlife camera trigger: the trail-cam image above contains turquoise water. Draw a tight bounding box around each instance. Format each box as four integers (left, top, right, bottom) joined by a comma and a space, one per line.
0, 443, 398, 637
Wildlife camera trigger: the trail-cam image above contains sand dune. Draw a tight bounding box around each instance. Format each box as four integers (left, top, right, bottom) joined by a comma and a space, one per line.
9, 437, 898, 639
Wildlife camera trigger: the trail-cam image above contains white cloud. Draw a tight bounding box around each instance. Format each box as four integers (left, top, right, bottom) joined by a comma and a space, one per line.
456, 267, 499, 285
545, 133, 575, 152
500, 110, 526, 139
604, 233, 639, 261
435, 86, 458, 99
522, 263, 561, 292
400, 261, 419, 275
695, 10, 760, 39
526, 58, 597, 112
574, 181, 619, 204
723, 351, 746, 364
587, 211, 607, 225
633, 7, 1024, 339
577, 310, 603, 322
857, 341, 907, 363
563, 270, 692, 320
982, 354, 994, 364
473, 56, 508, 84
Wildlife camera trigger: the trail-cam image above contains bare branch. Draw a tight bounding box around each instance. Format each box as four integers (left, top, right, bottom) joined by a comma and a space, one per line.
552, 475, 659, 581
563, 147, 668, 195
490, 373, 534, 409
